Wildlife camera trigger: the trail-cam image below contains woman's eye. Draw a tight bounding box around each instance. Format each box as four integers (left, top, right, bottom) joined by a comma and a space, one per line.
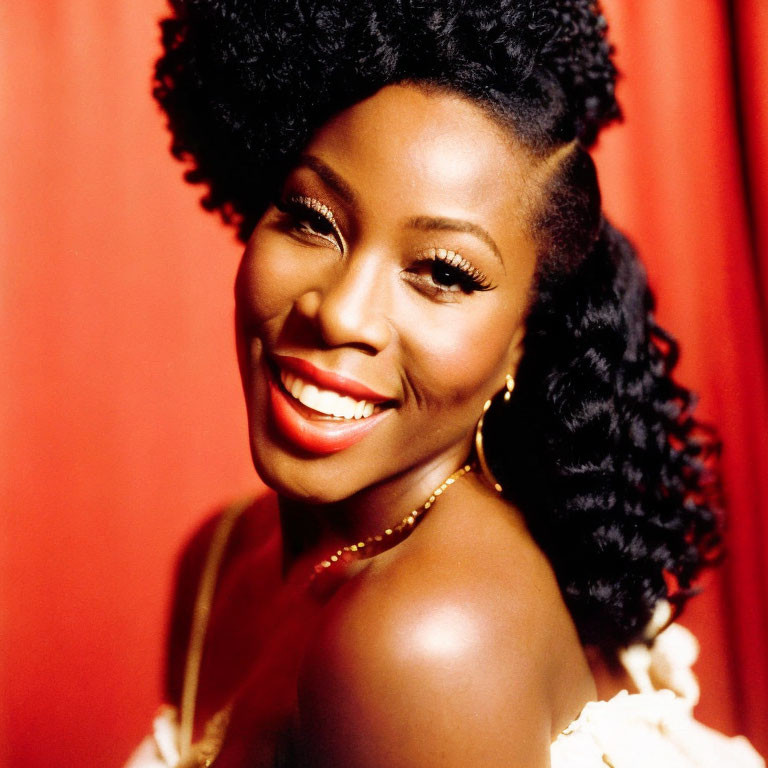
431, 262, 466, 290
295, 210, 336, 238
406, 250, 494, 298
275, 196, 342, 250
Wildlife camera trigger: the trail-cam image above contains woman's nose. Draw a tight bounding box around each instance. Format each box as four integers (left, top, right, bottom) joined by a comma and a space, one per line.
295, 255, 392, 353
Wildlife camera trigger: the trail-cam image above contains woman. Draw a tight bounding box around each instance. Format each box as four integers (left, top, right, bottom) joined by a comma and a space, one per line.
130, 1, 764, 766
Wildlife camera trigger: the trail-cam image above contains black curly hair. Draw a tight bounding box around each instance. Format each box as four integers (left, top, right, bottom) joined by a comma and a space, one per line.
154, 0, 722, 655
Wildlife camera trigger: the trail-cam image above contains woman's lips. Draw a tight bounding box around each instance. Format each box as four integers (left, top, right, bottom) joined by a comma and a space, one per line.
272, 354, 392, 403
266, 363, 393, 455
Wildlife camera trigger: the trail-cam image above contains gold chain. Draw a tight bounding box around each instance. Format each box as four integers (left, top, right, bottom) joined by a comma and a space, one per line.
172, 469, 473, 764
311, 463, 474, 578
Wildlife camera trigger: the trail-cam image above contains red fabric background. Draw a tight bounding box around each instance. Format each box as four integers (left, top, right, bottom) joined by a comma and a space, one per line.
1, 2, 766, 765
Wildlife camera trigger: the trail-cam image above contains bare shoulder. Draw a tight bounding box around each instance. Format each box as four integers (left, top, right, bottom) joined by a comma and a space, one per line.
165, 493, 278, 704
296, 478, 595, 767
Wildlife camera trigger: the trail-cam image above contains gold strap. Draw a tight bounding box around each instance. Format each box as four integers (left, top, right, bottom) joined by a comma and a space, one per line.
178, 498, 251, 758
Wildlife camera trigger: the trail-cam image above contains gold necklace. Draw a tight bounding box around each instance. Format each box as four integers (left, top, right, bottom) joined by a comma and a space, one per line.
171, 468, 473, 765
311, 463, 474, 578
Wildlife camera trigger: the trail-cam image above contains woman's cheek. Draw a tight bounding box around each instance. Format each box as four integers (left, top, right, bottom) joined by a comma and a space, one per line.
243, 235, 305, 322
404, 307, 517, 405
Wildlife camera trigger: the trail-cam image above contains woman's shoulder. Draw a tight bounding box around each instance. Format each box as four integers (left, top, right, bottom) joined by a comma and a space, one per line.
295, 477, 596, 767
165, 492, 279, 704
169, 492, 279, 586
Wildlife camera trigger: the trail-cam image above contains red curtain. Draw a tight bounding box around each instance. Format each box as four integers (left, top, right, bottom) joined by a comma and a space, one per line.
595, 1, 768, 750
1, 2, 766, 765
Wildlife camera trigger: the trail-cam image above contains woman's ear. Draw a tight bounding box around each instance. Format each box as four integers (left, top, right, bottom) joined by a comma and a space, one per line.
504, 323, 527, 379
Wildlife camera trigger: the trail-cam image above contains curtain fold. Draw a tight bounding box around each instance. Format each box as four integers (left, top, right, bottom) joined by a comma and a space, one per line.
733, 0, 768, 343
597, 1, 768, 753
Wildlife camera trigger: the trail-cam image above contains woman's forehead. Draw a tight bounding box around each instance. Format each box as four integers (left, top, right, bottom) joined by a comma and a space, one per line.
296, 84, 536, 224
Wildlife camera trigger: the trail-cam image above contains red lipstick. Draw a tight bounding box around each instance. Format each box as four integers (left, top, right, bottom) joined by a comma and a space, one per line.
272, 354, 391, 404
267, 366, 392, 455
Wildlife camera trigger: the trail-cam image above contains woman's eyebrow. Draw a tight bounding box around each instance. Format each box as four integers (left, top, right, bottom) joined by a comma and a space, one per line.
296, 154, 357, 205
405, 215, 503, 265
295, 154, 502, 267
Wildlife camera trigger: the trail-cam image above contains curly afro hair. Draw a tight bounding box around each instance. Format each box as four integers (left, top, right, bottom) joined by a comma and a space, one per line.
154, 0, 620, 240
154, 0, 722, 656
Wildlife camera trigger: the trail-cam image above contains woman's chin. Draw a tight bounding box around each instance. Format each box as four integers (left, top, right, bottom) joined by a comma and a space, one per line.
248, 442, 359, 505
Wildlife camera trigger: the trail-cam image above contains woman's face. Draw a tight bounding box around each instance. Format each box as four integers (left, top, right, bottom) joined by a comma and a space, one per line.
237, 84, 540, 503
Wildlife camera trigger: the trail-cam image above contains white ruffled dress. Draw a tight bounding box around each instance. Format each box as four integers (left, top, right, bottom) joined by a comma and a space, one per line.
127, 621, 764, 768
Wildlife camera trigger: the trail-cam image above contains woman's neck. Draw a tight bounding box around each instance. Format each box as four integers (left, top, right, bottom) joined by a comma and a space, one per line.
277, 441, 473, 577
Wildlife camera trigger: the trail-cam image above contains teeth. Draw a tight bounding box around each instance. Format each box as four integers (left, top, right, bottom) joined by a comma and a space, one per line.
315, 390, 337, 415
279, 369, 380, 419
339, 396, 358, 419
298, 384, 319, 413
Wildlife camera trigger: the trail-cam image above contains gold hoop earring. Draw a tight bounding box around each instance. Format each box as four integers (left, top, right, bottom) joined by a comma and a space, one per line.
503, 373, 515, 401
474, 375, 514, 494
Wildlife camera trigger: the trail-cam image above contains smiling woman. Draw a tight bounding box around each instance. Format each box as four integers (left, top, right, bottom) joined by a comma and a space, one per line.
237, 85, 535, 505
125, 1, 765, 767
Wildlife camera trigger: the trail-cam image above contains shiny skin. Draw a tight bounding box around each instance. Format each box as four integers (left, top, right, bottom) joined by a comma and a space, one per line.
183, 84, 605, 766
236, 84, 538, 524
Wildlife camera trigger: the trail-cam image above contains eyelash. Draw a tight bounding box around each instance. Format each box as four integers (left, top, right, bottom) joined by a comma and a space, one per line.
274, 194, 494, 295
411, 248, 493, 294
275, 194, 342, 248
